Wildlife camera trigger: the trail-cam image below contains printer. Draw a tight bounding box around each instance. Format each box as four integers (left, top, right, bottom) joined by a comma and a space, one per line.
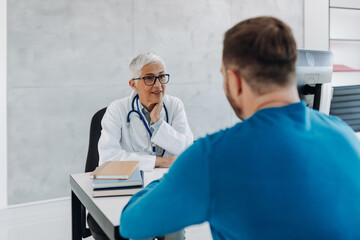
296, 49, 334, 114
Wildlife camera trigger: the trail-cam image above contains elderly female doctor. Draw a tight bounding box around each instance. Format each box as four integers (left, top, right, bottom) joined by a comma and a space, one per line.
98, 52, 193, 171
88, 53, 193, 240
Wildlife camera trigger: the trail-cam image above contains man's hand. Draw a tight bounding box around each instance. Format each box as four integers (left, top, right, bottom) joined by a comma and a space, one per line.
155, 155, 177, 168
150, 102, 163, 124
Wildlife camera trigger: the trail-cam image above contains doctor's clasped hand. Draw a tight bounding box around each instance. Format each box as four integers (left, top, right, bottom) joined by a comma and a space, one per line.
150, 102, 163, 124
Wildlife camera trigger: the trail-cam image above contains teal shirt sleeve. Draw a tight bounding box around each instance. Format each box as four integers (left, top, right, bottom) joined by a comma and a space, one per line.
119, 140, 210, 239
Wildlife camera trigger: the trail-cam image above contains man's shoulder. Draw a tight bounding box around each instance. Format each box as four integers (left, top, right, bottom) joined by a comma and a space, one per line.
308, 107, 351, 129
195, 123, 246, 150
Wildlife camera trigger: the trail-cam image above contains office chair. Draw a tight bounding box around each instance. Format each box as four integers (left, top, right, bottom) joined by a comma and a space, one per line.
82, 107, 108, 239
85, 108, 107, 174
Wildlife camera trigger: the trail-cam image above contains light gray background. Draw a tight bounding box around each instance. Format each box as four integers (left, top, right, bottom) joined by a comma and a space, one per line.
8, 0, 304, 204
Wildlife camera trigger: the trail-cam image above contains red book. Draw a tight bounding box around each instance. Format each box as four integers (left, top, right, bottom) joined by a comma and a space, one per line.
333, 64, 360, 72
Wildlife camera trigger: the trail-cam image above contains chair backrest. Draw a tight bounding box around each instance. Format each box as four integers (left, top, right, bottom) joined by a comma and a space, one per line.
82, 108, 107, 238
85, 107, 107, 172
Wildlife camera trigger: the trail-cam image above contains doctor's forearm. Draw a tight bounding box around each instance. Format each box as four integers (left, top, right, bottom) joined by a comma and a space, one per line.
151, 124, 193, 155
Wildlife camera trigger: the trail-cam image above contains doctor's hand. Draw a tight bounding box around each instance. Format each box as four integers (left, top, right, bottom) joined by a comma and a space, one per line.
150, 102, 163, 124
155, 156, 177, 168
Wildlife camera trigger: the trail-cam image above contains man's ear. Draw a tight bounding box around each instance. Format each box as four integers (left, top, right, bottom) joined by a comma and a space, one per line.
227, 69, 242, 96
129, 80, 137, 91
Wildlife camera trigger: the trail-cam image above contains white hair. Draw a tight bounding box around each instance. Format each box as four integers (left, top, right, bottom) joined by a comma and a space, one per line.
129, 52, 165, 79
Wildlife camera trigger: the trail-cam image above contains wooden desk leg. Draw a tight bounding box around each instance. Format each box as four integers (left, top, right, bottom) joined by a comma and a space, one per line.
72, 191, 82, 240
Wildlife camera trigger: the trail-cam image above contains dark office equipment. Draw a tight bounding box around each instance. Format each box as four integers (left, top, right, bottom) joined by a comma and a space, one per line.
330, 85, 360, 132
296, 49, 333, 110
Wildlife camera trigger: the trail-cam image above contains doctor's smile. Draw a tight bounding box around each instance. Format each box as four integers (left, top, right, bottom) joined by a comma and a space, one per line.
151, 90, 162, 94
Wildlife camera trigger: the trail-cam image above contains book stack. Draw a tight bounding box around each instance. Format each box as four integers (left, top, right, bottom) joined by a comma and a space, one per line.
90, 161, 144, 198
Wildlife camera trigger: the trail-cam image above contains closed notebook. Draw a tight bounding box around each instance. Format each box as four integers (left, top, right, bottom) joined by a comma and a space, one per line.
93, 167, 142, 189
93, 171, 144, 197
90, 161, 139, 179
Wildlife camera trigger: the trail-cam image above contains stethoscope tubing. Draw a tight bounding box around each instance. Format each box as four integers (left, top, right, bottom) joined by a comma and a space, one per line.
126, 94, 168, 156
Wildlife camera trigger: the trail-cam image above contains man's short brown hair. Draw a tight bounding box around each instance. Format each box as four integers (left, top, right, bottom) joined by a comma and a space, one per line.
223, 16, 297, 94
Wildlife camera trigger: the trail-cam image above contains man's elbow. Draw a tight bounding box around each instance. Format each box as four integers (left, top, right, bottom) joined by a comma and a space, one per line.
119, 210, 137, 238
120, 199, 156, 239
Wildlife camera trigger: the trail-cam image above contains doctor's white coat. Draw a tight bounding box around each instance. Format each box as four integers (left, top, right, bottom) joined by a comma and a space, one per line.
98, 91, 194, 171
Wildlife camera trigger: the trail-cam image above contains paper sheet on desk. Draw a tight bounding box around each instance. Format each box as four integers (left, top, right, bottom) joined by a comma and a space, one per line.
143, 168, 169, 186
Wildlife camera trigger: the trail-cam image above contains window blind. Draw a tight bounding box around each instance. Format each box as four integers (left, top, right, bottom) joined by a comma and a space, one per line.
330, 85, 360, 132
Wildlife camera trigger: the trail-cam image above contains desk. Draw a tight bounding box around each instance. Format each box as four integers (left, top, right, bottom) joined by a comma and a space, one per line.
70, 169, 169, 240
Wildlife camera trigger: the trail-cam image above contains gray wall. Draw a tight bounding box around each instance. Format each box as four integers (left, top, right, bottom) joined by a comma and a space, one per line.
8, 0, 304, 204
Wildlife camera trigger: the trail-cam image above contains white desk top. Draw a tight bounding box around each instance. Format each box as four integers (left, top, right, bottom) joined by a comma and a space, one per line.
71, 168, 168, 227
356, 132, 360, 139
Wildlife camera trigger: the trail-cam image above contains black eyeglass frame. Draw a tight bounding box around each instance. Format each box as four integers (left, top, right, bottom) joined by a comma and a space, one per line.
132, 74, 170, 86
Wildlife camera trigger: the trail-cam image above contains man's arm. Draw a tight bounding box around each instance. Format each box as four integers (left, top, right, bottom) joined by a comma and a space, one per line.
119, 140, 210, 239
98, 105, 156, 171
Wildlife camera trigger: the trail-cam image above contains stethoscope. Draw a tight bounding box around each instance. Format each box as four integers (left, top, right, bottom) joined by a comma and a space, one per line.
126, 94, 169, 155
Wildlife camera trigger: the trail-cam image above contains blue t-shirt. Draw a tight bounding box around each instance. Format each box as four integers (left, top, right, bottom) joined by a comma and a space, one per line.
120, 101, 360, 239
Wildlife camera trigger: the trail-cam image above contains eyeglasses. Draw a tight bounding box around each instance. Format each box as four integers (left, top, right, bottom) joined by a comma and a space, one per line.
132, 74, 170, 86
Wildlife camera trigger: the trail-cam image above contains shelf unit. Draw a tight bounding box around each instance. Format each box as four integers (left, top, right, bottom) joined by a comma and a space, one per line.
330, 39, 360, 42
329, 0, 360, 82
329, 0, 360, 132
330, 6, 360, 11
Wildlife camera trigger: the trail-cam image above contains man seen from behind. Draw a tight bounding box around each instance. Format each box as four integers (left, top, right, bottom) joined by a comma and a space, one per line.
120, 16, 360, 240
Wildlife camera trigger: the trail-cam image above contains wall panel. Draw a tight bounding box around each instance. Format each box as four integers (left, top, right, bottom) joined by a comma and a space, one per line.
8, 0, 304, 204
